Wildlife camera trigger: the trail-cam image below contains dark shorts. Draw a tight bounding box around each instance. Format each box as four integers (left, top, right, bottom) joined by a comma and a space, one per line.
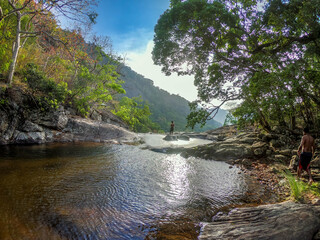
299, 152, 312, 170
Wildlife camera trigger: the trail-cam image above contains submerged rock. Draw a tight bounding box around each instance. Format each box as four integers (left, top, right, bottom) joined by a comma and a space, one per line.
163, 134, 190, 141
163, 135, 178, 141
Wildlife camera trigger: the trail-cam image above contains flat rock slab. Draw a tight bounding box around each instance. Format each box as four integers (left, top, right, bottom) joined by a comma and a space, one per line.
200, 201, 320, 240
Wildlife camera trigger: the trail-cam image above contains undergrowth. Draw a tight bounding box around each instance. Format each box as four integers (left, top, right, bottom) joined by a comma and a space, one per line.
283, 170, 320, 202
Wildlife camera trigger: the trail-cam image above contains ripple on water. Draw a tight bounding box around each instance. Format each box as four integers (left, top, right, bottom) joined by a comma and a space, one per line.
0, 142, 249, 239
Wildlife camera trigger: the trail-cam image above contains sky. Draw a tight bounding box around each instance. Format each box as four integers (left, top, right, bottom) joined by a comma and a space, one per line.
92, 0, 198, 102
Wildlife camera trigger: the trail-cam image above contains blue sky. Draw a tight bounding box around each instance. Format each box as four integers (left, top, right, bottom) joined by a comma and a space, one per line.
93, 1, 170, 53
88, 0, 199, 102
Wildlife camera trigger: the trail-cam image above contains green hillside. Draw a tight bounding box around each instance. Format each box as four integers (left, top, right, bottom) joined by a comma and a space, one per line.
119, 65, 222, 132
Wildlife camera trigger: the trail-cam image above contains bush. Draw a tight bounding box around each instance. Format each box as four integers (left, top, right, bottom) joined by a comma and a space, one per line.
23, 63, 70, 109
283, 170, 320, 202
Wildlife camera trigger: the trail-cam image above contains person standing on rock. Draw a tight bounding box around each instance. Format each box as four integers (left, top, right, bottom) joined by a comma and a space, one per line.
297, 127, 316, 183
170, 121, 175, 135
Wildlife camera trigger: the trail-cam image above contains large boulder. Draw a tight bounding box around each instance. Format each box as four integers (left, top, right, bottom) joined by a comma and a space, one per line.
163, 135, 178, 141
200, 201, 320, 240
0, 87, 137, 145
251, 141, 269, 157
30, 107, 68, 130
62, 117, 138, 143
14, 131, 46, 144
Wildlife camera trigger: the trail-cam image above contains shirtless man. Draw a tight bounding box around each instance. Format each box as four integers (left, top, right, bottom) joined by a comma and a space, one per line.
297, 127, 316, 183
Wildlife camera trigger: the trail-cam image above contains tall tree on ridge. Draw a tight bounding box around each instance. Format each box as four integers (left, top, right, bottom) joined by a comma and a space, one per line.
0, 0, 98, 85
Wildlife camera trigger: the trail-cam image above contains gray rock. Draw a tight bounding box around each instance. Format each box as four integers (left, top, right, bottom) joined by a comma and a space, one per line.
241, 158, 252, 166
15, 131, 45, 144
274, 154, 288, 162
163, 135, 178, 141
239, 137, 257, 144
253, 147, 265, 156
3, 114, 19, 142
21, 120, 43, 132
206, 135, 217, 141
89, 109, 102, 121
250, 141, 268, 156
311, 156, 320, 168
266, 149, 272, 156
0, 112, 9, 135
270, 139, 284, 148
289, 155, 299, 170
63, 118, 137, 143
30, 109, 68, 130
28, 132, 46, 143
15, 131, 29, 143
217, 135, 225, 141
280, 149, 293, 157
178, 135, 190, 141
200, 201, 320, 240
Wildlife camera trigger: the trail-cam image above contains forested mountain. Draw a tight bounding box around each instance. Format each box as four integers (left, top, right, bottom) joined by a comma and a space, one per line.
119, 65, 222, 132
153, 0, 320, 132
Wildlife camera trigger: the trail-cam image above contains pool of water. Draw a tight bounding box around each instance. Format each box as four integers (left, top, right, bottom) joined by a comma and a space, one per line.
0, 140, 249, 239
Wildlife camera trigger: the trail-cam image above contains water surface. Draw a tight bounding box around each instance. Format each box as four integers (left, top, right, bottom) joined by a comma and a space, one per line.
0, 140, 248, 239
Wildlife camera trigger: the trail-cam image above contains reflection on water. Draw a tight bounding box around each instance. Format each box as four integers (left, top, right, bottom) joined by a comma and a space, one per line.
0, 142, 248, 239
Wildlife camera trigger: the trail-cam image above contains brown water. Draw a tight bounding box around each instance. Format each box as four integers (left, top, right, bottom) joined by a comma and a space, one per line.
0, 141, 249, 239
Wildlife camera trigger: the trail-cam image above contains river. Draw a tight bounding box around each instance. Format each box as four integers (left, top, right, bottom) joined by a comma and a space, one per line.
0, 134, 251, 239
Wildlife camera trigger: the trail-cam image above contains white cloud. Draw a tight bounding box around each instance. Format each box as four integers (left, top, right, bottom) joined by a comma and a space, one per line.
112, 28, 154, 53
125, 41, 198, 102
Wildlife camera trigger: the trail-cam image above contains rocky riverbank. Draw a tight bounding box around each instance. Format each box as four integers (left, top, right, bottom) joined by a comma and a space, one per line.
183, 125, 320, 239
0, 86, 139, 145
200, 201, 320, 240
2, 87, 320, 239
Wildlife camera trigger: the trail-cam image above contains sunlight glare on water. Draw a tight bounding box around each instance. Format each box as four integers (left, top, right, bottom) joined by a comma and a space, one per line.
0, 142, 248, 239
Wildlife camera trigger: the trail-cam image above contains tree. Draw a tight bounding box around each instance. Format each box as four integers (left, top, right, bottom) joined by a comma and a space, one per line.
0, 0, 98, 85
153, 0, 320, 130
112, 96, 161, 133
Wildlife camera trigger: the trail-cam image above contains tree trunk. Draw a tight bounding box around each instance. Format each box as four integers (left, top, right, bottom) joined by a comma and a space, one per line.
258, 109, 271, 132
7, 12, 21, 85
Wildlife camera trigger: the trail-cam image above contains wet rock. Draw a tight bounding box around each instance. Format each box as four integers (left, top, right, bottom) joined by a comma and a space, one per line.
163, 135, 178, 141
64, 118, 137, 143
178, 135, 190, 141
200, 201, 320, 240
185, 132, 208, 139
